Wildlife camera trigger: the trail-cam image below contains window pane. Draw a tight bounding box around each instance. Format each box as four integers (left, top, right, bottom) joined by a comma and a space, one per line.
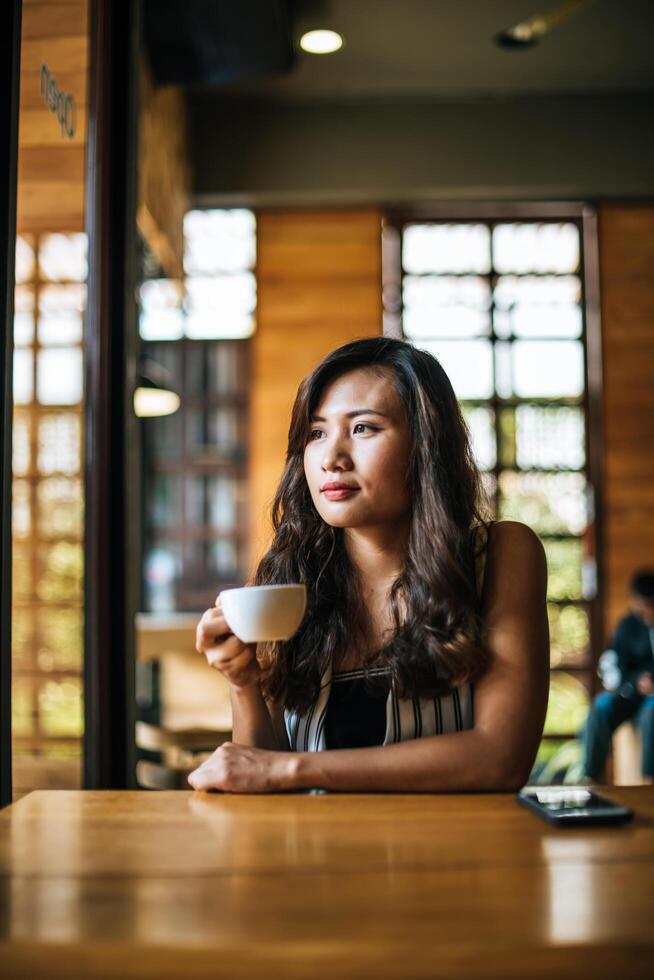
206, 343, 245, 396
13, 349, 33, 404
493, 223, 579, 274
493, 275, 582, 338
12, 678, 34, 737
403, 224, 490, 274
14, 285, 34, 346
185, 475, 239, 529
151, 474, 181, 529
38, 284, 85, 346
38, 678, 83, 737
544, 539, 583, 601
37, 478, 83, 538
38, 233, 88, 282
12, 542, 32, 600
462, 406, 496, 471
185, 538, 239, 588
513, 341, 584, 398
549, 603, 590, 668
186, 407, 241, 457
36, 607, 83, 673
37, 348, 83, 405
12, 412, 31, 476
12, 611, 33, 670
37, 413, 81, 474
185, 274, 256, 340
207, 408, 241, 455
209, 538, 238, 578
494, 341, 512, 399
514, 405, 585, 469
403, 275, 490, 338
150, 411, 182, 459
15, 235, 35, 284
415, 339, 493, 399
543, 672, 589, 736
37, 541, 83, 601
12, 480, 31, 538
499, 472, 587, 535
139, 279, 184, 341
184, 209, 256, 274
185, 310, 254, 341
144, 545, 181, 613
207, 476, 238, 531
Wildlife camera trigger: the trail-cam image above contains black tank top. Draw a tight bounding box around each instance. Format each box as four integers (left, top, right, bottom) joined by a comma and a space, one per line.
324, 666, 391, 750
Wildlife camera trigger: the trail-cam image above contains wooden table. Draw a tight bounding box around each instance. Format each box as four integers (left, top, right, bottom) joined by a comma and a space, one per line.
1, 787, 653, 979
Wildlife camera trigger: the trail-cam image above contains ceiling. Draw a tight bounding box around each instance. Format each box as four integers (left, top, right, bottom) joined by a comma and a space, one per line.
213, 0, 654, 101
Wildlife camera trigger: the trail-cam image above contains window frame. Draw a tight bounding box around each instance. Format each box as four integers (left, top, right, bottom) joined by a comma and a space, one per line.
382, 202, 604, 742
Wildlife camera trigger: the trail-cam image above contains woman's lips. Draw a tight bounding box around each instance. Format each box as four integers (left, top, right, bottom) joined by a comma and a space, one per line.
322, 487, 360, 501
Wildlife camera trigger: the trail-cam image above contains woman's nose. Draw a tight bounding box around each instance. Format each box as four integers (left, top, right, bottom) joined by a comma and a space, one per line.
321, 435, 352, 471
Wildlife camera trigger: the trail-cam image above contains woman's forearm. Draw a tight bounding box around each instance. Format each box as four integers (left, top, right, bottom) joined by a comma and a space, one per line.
287, 729, 526, 793
230, 684, 279, 750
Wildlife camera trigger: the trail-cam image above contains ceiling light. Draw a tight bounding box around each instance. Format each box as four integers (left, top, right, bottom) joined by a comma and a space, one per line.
134, 386, 180, 418
134, 360, 180, 418
495, 0, 593, 49
299, 30, 343, 55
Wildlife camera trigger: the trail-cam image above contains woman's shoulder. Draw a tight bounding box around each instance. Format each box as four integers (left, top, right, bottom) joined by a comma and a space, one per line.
483, 520, 547, 597
486, 519, 545, 558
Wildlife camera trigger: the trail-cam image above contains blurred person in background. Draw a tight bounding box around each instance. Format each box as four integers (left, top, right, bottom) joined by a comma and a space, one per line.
583, 570, 654, 783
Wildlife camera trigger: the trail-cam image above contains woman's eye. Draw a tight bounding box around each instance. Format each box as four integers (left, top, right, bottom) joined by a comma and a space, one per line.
353, 422, 377, 434
309, 429, 323, 440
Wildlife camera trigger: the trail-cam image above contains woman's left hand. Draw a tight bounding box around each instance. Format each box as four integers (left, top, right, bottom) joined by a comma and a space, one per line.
188, 742, 294, 793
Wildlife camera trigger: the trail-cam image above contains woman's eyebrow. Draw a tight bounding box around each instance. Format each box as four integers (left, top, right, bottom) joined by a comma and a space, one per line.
310, 409, 389, 422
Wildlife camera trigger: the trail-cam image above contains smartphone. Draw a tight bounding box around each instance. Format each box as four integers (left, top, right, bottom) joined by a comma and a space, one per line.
517, 786, 634, 826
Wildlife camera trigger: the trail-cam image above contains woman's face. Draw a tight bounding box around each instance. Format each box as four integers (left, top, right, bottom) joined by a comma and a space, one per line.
303, 367, 412, 530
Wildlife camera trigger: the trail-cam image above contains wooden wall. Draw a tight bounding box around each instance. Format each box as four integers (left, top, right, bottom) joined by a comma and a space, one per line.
137, 62, 190, 278
17, 2, 190, 268
17, 0, 88, 233
598, 204, 654, 632
249, 209, 383, 571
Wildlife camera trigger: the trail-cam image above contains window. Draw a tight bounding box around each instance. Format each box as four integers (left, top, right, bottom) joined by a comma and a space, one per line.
12, 233, 86, 790
139, 210, 255, 612
384, 212, 599, 781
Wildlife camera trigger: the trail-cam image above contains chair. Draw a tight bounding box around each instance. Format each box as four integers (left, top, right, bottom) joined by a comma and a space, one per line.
135, 721, 231, 790
135, 612, 233, 790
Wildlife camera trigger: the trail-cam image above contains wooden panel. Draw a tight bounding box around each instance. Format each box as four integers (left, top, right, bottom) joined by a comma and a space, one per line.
16, 1, 88, 234
17, 143, 85, 180
20, 70, 87, 109
21, 2, 88, 39
20, 37, 88, 74
249, 209, 383, 570
18, 106, 87, 146
598, 204, 654, 632
136, 60, 190, 278
16, 181, 85, 231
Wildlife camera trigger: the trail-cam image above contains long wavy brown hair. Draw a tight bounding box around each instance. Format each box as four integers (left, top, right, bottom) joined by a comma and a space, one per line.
255, 337, 491, 713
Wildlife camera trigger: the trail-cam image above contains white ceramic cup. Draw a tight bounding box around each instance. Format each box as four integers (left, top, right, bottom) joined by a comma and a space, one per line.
220, 584, 307, 643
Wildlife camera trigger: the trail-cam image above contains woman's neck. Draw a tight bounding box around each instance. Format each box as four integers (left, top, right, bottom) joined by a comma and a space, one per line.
343, 519, 409, 594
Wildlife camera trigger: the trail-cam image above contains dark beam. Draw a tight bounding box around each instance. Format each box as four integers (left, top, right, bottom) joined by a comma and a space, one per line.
0, 0, 21, 810
83, 0, 140, 788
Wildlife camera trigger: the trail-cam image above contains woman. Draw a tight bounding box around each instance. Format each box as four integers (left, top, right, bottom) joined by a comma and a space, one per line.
190, 337, 549, 793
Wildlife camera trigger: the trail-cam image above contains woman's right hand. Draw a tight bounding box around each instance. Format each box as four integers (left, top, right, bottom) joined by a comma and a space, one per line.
195, 595, 261, 689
